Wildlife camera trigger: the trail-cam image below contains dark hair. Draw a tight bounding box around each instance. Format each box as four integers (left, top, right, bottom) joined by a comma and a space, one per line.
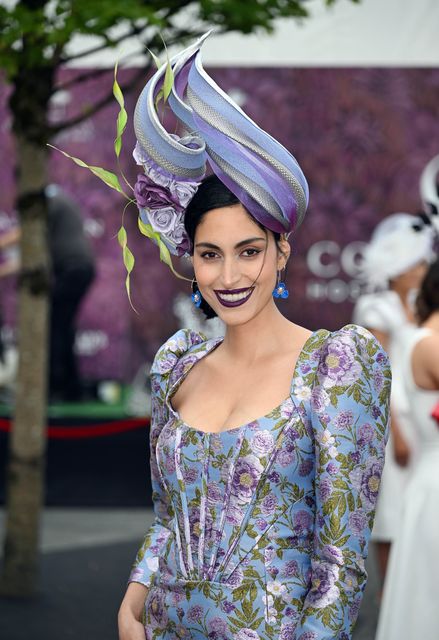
416, 257, 439, 324
184, 174, 283, 318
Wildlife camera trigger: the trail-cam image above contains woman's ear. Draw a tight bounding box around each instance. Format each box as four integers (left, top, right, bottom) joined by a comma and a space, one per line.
277, 236, 291, 270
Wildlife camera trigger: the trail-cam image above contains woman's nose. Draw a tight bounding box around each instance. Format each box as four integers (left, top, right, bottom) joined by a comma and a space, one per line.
221, 257, 241, 288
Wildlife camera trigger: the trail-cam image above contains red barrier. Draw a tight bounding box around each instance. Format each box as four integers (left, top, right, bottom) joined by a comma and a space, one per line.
0, 416, 150, 439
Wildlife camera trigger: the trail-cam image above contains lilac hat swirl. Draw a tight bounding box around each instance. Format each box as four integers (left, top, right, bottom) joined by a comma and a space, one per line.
133, 32, 309, 257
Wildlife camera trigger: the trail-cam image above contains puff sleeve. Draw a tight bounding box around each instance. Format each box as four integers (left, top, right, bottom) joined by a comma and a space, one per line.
128, 329, 206, 587
294, 324, 391, 640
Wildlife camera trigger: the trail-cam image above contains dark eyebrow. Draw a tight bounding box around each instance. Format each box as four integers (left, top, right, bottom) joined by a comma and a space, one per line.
195, 236, 266, 250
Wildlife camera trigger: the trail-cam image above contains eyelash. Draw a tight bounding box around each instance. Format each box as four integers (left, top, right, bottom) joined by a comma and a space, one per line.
200, 248, 262, 260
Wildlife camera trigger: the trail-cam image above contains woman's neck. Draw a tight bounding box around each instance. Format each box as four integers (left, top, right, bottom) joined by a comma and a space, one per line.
221, 301, 297, 364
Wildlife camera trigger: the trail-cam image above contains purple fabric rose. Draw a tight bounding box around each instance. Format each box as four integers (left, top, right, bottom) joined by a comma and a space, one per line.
135, 174, 179, 211
306, 561, 340, 608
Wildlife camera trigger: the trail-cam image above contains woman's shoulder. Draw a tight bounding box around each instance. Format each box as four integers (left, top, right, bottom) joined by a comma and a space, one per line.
150, 328, 216, 377
313, 323, 391, 386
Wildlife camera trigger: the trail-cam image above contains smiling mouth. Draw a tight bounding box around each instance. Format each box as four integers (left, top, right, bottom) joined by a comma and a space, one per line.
214, 287, 255, 307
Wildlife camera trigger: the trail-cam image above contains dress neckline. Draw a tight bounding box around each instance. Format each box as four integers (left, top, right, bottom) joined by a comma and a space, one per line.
167, 328, 325, 435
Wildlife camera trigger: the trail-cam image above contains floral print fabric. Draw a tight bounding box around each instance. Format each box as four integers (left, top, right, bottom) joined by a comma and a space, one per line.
129, 325, 391, 639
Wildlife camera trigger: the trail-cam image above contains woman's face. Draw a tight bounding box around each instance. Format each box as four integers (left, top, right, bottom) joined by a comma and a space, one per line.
192, 204, 289, 326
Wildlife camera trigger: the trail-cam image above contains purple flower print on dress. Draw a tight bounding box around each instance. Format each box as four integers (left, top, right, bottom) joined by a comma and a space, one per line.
281, 398, 295, 419
207, 481, 223, 505
276, 449, 295, 467
348, 596, 362, 622
129, 567, 144, 583
310, 386, 330, 413
373, 368, 384, 392
257, 518, 268, 531
349, 509, 368, 535
326, 461, 338, 475
322, 544, 344, 565
297, 633, 317, 640
360, 457, 383, 508
225, 502, 245, 525
358, 422, 375, 446
154, 350, 178, 375
231, 455, 263, 501
264, 546, 275, 564
207, 616, 228, 637
251, 430, 275, 455
333, 410, 354, 431
293, 509, 312, 533
171, 355, 199, 385
318, 337, 362, 388
282, 559, 299, 577
280, 622, 297, 640
236, 630, 259, 640
148, 588, 168, 628
319, 476, 333, 502
221, 600, 235, 613
225, 566, 244, 587
261, 493, 278, 515
299, 459, 313, 476
306, 561, 340, 608
183, 466, 198, 484
267, 470, 281, 484
187, 604, 204, 622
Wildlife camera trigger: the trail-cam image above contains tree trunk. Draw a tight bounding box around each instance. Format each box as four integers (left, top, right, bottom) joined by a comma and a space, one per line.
0, 66, 52, 597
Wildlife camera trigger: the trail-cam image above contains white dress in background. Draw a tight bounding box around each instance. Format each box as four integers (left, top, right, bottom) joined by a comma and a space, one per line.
375, 328, 439, 640
353, 290, 417, 541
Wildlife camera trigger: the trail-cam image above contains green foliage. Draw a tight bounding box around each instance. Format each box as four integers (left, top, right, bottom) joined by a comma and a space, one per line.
0, 0, 360, 78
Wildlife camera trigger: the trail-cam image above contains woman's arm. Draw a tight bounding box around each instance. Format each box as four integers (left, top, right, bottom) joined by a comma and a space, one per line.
118, 583, 150, 640
294, 326, 391, 639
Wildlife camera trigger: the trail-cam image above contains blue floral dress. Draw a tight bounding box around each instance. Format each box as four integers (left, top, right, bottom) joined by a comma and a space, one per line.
129, 324, 391, 640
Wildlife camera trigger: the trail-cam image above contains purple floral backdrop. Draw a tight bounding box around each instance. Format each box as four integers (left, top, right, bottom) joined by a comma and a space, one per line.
0, 67, 438, 382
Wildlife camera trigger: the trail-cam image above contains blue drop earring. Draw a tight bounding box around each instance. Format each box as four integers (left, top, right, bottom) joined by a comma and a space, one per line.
273, 270, 289, 299
191, 277, 202, 308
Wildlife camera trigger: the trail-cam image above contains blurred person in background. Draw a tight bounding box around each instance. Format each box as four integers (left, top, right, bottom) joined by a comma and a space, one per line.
0, 185, 95, 402
352, 213, 434, 587
375, 257, 439, 640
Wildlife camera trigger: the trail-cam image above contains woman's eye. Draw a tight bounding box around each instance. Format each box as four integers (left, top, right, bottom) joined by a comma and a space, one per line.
200, 251, 218, 260
242, 248, 261, 257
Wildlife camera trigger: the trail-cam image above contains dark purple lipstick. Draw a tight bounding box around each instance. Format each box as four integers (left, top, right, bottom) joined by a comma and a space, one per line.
214, 286, 254, 308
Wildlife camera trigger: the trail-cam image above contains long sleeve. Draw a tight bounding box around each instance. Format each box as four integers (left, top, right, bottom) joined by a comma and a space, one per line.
295, 324, 391, 640
128, 329, 206, 587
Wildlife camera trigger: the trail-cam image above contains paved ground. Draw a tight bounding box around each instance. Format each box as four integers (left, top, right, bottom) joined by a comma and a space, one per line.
0, 509, 380, 640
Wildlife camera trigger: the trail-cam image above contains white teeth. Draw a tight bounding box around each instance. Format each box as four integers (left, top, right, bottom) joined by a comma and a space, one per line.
217, 289, 251, 302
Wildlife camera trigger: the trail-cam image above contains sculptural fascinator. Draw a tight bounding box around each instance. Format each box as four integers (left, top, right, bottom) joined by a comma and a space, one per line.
132, 31, 309, 258
52, 32, 308, 298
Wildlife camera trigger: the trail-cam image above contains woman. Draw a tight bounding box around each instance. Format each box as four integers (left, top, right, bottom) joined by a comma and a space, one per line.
352, 214, 433, 584
118, 34, 391, 640
375, 258, 439, 640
